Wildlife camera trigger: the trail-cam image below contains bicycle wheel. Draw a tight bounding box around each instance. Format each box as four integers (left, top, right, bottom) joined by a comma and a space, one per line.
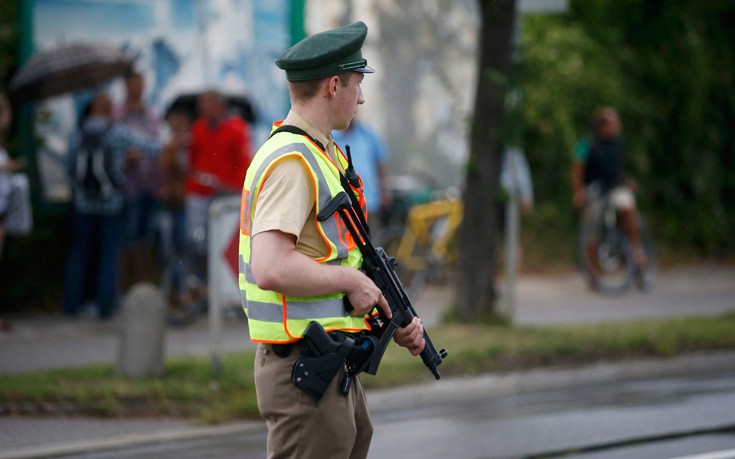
578, 221, 635, 296
161, 252, 208, 326
634, 218, 657, 292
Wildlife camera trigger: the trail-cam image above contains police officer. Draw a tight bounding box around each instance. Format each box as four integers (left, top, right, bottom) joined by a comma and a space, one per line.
239, 21, 425, 458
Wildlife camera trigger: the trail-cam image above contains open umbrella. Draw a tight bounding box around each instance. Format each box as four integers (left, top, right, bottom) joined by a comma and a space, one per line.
8, 43, 135, 103
164, 92, 257, 124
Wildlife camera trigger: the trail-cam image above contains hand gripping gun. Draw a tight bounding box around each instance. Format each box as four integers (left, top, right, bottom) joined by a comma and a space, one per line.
316, 189, 448, 380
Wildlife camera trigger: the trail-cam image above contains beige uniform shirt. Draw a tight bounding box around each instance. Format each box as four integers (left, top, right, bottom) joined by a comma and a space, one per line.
251, 111, 344, 259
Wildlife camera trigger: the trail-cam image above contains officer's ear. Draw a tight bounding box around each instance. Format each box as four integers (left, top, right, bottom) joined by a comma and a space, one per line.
325, 75, 341, 97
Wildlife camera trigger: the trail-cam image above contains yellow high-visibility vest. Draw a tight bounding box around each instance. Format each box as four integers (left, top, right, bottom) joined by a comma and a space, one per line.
239, 124, 370, 343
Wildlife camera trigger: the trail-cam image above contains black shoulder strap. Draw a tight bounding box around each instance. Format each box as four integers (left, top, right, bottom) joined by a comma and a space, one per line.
269, 125, 325, 151
339, 170, 371, 236
270, 124, 370, 235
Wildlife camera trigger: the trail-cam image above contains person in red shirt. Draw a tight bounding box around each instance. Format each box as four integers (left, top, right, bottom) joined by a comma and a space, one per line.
185, 90, 251, 248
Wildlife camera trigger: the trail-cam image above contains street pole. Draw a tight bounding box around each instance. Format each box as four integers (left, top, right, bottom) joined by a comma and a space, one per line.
502, 0, 568, 322
504, 153, 519, 322
289, 0, 307, 44
196, 0, 210, 86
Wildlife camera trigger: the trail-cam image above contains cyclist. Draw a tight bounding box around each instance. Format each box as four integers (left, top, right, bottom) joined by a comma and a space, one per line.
570, 106, 647, 267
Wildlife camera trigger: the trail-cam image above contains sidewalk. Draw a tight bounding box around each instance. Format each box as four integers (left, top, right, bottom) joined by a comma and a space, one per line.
2, 265, 733, 376
0, 264, 734, 457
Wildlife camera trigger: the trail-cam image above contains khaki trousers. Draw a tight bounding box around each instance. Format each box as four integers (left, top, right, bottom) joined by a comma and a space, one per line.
254, 343, 374, 459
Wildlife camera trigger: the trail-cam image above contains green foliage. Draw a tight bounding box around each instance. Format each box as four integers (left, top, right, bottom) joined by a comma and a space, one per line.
517, 0, 735, 258
0, 0, 18, 89
0, 353, 259, 421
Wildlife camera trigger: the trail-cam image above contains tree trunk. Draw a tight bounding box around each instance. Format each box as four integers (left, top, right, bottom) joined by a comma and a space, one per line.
454, 0, 517, 321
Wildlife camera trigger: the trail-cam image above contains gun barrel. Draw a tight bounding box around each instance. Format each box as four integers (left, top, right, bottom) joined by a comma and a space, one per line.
328, 194, 448, 381
420, 333, 448, 379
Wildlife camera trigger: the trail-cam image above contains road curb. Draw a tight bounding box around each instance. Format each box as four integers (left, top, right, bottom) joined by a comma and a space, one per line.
367, 349, 735, 413
2, 350, 734, 459
0, 422, 266, 459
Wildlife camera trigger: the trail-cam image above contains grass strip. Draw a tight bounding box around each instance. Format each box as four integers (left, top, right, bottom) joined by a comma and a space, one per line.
1, 312, 734, 423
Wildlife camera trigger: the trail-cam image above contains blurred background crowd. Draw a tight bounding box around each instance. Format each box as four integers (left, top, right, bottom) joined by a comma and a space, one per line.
0, 0, 733, 319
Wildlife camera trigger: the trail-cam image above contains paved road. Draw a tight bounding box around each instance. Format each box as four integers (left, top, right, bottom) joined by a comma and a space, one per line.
5, 352, 733, 459
0, 264, 733, 458
368, 361, 735, 458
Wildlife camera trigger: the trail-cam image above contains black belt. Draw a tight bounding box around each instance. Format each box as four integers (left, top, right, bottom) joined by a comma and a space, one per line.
271, 330, 358, 358
271, 342, 296, 358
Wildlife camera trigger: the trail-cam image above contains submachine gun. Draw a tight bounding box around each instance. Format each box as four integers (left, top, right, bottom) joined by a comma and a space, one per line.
321, 191, 448, 378
292, 147, 447, 400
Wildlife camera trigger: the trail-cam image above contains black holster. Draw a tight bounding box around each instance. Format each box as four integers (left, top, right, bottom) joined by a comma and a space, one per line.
291, 322, 377, 401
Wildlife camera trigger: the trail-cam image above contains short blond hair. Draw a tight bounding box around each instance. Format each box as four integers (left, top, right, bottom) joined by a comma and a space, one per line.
288, 73, 352, 102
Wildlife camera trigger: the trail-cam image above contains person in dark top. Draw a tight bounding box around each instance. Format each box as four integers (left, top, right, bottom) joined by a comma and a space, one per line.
64, 92, 161, 320
571, 107, 646, 266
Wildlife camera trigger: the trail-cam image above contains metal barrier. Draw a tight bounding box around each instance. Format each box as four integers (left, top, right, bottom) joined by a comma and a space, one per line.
207, 195, 243, 374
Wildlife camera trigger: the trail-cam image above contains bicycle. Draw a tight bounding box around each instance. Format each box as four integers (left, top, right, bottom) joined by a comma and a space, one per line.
577, 188, 656, 296
376, 185, 462, 298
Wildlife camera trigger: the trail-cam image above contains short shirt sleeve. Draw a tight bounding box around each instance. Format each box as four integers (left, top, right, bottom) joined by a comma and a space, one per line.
574, 139, 590, 163
251, 156, 314, 239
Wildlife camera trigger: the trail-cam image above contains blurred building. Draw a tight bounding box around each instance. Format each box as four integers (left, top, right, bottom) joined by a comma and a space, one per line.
26, 0, 291, 202
22, 0, 484, 203
307, 0, 480, 190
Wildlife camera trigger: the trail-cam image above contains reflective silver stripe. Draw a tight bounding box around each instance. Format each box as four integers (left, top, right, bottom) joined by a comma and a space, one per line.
239, 254, 248, 280
291, 142, 350, 260
243, 140, 348, 262
248, 142, 333, 217
243, 257, 341, 287
240, 257, 255, 284
284, 142, 349, 259
319, 210, 349, 259
246, 297, 347, 322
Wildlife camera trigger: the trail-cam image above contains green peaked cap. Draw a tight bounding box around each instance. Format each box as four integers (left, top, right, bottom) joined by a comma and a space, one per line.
276, 21, 375, 81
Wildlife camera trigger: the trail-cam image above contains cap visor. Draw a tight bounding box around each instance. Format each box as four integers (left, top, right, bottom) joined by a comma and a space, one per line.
353, 65, 375, 74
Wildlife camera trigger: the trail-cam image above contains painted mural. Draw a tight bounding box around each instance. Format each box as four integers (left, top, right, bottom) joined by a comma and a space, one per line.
31, 0, 290, 201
